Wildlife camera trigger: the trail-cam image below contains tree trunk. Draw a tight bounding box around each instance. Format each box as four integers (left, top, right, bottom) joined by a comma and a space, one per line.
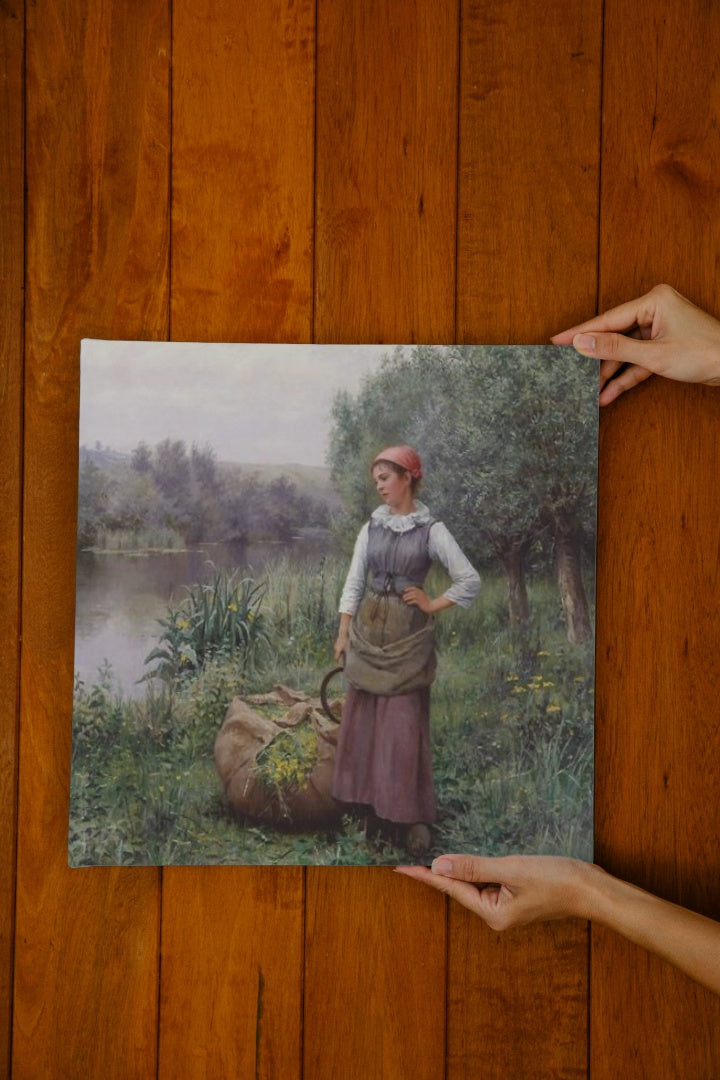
501, 548, 530, 626
554, 519, 592, 643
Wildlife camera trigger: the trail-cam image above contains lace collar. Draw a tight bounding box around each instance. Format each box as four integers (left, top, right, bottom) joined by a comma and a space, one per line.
370, 500, 432, 534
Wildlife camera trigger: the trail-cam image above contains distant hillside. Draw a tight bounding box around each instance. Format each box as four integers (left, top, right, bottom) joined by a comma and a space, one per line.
80, 446, 340, 506
220, 461, 341, 508
77, 443, 343, 550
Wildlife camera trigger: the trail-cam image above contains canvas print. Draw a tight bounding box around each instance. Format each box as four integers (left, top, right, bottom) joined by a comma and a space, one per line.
71, 340, 598, 867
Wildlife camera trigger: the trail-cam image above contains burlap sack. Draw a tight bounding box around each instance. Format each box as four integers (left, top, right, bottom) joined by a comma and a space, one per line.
214, 685, 342, 828
344, 594, 437, 695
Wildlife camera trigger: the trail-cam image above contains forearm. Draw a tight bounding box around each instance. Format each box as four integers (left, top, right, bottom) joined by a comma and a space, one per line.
581, 865, 720, 995
429, 595, 455, 614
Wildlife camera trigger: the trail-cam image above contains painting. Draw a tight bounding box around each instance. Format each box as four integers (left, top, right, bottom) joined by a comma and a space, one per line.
70, 340, 598, 867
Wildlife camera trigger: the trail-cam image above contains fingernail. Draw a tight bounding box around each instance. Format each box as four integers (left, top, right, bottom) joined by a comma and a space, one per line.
432, 857, 453, 875
574, 333, 596, 352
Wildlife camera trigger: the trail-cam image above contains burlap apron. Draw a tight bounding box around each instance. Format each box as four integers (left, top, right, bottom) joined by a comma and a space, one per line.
344, 593, 436, 695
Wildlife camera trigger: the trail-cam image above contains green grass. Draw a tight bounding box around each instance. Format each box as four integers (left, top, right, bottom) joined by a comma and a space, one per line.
69, 567, 594, 866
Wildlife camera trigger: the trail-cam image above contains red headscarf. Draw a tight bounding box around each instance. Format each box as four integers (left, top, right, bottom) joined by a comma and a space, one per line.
371, 445, 423, 480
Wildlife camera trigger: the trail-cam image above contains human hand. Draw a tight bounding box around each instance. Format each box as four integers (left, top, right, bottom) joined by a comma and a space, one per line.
552, 283, 720, 406
333, 635, 348, 664
395, 854, 598, 930
398, 854, 720, 996
402, 586, 434, 614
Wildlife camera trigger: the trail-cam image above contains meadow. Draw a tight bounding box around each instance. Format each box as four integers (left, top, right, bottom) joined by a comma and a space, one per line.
69, 559, 594, 866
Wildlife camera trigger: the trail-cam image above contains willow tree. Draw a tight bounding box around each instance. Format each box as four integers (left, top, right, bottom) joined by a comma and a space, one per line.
327, 344, 597, 642
420, 345, 598, 642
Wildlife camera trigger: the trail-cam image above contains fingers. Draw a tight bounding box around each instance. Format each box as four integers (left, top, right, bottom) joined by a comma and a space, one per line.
395, 866, 487, 915
551, 288, 666, 343
402, 587, 427, 611
571, 330, 666, 369
430, 853, 507, 884
599, 365, 654, 406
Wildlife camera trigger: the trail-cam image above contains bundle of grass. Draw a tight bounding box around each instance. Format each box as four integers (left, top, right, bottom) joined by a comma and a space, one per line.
214, 685, 343, 828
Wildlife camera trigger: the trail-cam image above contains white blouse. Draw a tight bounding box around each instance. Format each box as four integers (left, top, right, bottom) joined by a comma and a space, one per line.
338, 501, 481, 615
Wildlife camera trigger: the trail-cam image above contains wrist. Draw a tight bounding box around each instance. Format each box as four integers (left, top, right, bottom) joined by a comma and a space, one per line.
556, 860, 612, 921
575, 861, 649, 925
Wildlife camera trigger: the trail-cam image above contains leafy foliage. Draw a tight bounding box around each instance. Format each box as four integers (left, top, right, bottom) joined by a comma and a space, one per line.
78, 439, 332, 550
143, 568, 270, 682
327, 344, 597, 636
70, 568, 593, 867
253, 721, 319, 801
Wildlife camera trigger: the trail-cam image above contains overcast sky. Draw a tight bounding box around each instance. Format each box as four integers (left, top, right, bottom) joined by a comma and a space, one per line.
79, 340, 401, 467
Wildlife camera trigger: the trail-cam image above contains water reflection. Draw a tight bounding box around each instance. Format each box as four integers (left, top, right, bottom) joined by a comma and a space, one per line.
74, 538, 327, 696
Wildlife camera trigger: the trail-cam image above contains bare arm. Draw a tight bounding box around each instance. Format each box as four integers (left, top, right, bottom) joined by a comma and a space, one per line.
401, 588, 455, 615
552, 283, 720, 405
334, 611, 352, 664
396, 855, 720, 996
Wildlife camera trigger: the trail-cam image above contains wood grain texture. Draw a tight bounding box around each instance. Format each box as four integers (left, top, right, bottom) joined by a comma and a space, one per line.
7, 0, 720, 1073
448, 920, 588, 1080
314, 0, 459, 344
593, 0, 720, 1071
447, 3, 602, 1074
15, 1, 170, 1075
593, 386, 720, 1068
456, 0, 603, 345
171, 0, 315, 343
160, 3, 314, 1075
159, 869, 303, 1079
0, 3, 24, 1074
305, 869, 447, 1080
307, 2, 458, 1076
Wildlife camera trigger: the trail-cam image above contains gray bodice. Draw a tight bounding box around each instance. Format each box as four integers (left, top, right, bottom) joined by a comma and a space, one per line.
367, 518, 435, 597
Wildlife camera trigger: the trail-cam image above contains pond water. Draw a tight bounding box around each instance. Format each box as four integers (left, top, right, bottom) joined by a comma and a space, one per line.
74, 538, 330, 697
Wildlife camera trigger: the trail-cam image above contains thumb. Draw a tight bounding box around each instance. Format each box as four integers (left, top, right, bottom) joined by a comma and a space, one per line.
573, 331, 664, 374
431, 854, 499, 883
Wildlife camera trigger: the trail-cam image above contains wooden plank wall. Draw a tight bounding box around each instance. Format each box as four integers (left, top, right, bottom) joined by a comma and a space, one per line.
2, 1, 719, 1076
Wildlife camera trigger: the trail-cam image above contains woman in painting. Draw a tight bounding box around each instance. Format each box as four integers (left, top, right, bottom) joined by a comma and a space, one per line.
332, 445, 480, 856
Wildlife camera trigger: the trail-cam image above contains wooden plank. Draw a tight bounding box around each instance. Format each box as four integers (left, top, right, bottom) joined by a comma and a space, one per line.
15, 1, 170, 1075
0, 2, 24, 1074
304, 869, 447, 1079
593, 1, 720, 1072
448, 2, 602, 1075
306, 3, 458, 1076
314, 0, 459, 346
171, 0, 315, 344
158, 2, 314, 1076
160, 869, 303, 1079
457, 0, 603, 345
449, 921, 587, 1079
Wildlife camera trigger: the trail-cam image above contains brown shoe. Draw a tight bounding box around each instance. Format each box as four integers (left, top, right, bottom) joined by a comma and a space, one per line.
405, 823, 432, 857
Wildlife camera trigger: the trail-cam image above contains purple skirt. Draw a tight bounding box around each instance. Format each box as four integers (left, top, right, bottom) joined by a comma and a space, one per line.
332, 685, 437, 824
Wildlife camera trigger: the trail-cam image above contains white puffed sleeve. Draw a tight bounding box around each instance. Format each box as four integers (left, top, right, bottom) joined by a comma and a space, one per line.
338, 522, 370, 615
428, 522, 480, 608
